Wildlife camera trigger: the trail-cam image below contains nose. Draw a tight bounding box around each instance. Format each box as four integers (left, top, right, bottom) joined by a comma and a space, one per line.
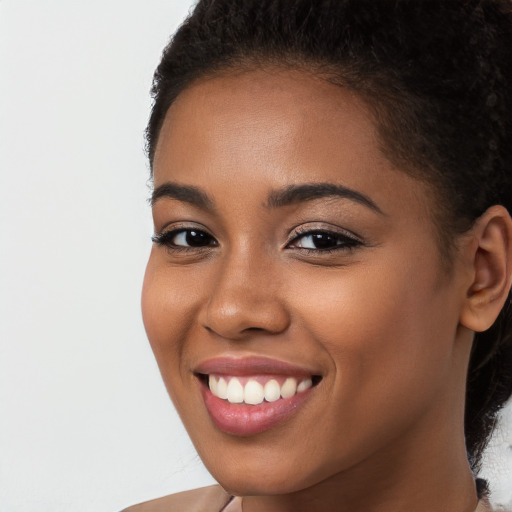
199, 249, 291, 340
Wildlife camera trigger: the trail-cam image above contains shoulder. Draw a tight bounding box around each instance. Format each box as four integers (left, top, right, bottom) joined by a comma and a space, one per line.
120, 484, 232, 512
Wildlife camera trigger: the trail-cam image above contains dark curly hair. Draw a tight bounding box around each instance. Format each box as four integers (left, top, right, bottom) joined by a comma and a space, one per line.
146, 0, 512, 476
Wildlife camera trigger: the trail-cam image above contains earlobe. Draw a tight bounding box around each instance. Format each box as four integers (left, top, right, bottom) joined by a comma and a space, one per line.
460, 205, 512, 332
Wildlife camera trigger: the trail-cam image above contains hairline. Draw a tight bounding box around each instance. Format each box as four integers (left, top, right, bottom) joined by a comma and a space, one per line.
148, 57, 472, 270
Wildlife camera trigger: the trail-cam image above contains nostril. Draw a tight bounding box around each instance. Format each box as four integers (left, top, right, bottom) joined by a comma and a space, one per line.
200, 281, 291, 339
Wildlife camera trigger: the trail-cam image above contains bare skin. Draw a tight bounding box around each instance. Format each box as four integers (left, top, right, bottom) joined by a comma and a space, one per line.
142, 68, 512, 512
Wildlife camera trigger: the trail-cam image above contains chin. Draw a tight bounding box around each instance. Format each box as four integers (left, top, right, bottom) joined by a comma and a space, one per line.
198, 440, 337, 497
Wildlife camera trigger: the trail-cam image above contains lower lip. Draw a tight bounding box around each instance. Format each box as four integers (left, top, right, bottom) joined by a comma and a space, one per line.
199, 380, 315, 436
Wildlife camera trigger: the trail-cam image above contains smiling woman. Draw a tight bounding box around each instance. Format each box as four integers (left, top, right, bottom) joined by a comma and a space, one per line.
126, 1, 512, 511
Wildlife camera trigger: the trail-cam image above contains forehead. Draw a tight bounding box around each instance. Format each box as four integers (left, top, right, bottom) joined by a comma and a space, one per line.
153, 67, 433, 226
154, 67, 382, 181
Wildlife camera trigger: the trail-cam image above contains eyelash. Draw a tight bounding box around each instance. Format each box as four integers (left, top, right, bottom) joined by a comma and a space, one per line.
152, 228, 217, 252
287, 227, 363, 254
152, 227, 363, 254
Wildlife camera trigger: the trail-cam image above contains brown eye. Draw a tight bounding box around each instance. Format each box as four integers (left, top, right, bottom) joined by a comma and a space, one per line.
152, 228, 217, 249
296, 233, 340, 249
290, 231, 360, 251
172, 229, 214, 247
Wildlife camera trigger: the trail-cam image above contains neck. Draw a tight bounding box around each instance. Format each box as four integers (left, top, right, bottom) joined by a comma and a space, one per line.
242, 389, 477, 512
243, 439, 477, 512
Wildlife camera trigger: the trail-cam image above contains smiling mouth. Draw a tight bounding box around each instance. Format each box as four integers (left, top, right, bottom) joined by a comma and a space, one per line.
198, 373, 322, 405
196, 371, 322, 435
194, 356, 323, 435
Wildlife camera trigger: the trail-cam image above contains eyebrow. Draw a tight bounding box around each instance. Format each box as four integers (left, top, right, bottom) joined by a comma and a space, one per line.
151, 182, 215, 210
151, 181, 383, 215
266, 183, 384, 214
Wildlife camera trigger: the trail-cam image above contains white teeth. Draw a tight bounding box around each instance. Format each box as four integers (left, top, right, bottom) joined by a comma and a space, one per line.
209, 375, 314, 404
244, 380, 265, 405
226, 377, 244, 403
297, 378, 312, 393
216, 377, 228, 400
263, 379, 281, 402
209, 375, 218, 395
280, 377, 298, 399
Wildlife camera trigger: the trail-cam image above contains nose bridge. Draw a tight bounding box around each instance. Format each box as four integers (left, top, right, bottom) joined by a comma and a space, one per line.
202, 243, 289, 339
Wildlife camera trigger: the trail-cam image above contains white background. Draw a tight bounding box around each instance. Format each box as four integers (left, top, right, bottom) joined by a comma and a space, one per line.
0, 1, 511, 511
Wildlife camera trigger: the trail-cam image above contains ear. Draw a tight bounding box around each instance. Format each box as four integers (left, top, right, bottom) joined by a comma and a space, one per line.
460, 205, 512, 332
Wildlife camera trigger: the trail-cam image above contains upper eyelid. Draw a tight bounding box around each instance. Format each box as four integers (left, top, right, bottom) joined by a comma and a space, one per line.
153, 222, 363, 247
155, 221, 215, 237
287, 224, 363, 243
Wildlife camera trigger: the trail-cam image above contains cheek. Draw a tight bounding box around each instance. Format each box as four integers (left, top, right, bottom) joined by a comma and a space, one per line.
141, 252, 201, 376
289, 257, 456, 419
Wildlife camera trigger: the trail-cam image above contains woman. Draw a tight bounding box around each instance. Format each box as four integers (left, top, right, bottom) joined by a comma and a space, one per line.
126, 1, 512, 510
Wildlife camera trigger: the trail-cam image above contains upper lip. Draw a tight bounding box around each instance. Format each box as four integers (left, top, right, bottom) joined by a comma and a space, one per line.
194, 355, 320, 378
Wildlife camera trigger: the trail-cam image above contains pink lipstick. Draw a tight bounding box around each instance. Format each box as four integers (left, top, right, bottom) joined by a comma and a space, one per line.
195, 356, 321, 436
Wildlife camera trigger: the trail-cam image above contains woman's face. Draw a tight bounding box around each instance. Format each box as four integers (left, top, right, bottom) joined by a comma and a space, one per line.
142, 69, 471, 496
